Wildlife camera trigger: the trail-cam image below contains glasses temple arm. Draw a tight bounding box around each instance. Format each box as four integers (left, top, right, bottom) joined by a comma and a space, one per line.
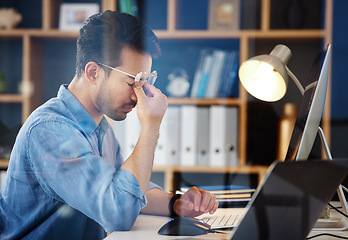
98, 63, 136, 79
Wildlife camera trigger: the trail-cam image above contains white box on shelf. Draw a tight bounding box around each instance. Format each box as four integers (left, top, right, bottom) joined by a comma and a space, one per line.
209, 106, 238, 166
123, 107, 140, 160
180, 106, 210, 166
154, 106, 180, 166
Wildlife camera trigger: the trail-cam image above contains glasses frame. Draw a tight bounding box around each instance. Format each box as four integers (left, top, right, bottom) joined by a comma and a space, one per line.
98, 62, 157, 88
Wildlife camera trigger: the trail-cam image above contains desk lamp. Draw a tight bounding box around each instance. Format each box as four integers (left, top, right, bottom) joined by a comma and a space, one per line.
239, 44, 304, 102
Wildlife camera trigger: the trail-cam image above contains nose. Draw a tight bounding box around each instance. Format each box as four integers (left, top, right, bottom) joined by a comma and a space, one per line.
130, 91, 137, 102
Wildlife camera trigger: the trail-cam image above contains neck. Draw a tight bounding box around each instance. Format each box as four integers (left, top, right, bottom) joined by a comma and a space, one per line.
68, 76, 104, 125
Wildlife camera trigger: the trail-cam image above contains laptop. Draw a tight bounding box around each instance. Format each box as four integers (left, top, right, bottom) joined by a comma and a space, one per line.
198, 159, 348, 239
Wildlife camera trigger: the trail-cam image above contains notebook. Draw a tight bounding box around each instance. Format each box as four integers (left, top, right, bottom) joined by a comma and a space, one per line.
198, 160, 348, 239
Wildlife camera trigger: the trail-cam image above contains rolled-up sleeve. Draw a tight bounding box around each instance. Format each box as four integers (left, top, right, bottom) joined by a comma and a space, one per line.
148, 181, 162, 191
27, 120, 146, 231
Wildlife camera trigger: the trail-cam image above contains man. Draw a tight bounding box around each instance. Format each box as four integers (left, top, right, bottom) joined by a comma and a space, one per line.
0, 11, 218, 239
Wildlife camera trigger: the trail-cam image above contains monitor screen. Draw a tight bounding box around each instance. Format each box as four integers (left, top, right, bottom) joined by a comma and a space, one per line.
285, 44, 331, 161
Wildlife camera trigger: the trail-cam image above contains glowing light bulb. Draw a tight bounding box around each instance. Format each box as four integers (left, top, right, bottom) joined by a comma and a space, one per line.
239, 60, 287, 102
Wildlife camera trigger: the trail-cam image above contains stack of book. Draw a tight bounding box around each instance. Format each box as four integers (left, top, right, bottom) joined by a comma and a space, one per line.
178, 185, 255, 207
208, 189, 253, 203
190, 49, 240, 99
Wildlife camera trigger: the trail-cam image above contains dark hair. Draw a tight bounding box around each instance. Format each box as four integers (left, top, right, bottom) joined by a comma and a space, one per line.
75, 11, 161, 77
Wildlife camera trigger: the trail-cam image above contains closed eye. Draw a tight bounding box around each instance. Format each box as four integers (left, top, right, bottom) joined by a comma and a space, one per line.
126, 76, 136, 87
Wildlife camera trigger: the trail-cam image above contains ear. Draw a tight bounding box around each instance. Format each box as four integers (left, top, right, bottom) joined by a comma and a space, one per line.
84, 62, 101, 85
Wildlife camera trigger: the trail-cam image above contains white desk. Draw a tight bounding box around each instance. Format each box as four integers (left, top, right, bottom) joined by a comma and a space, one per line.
105, 214, 231, 240
105, 213, 348, 240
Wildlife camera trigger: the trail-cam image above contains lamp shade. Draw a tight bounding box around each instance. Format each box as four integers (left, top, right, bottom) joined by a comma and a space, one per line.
239, 44, 292, 102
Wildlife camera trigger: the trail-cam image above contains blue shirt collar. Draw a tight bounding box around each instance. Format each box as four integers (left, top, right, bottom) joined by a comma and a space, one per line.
57, 84, 109, 135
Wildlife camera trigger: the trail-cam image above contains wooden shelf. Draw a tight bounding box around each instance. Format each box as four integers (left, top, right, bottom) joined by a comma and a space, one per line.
0, 160, 9, 169
28, 30, 79, 39
0, 29, 326, 39
241, 29, 326, 39
153, 165, 269, 191
168, 98, 241, 106
0, 30, 25, 37
0, 94, 24, 103
155, 29, 325, 39
0, 29, 324, 39
0, 29, 78, 38
154, 165, 268, 174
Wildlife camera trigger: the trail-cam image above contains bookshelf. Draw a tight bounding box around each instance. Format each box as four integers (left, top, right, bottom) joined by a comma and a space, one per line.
153, 165, 268, 192
0, 0, 332, 191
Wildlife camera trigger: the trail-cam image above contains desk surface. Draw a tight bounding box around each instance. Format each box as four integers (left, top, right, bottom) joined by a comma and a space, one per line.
105, 213, 348, 240
105, 214, 231, 240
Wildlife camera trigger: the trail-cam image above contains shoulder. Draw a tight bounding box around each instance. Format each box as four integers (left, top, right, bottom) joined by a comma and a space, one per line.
20, 98, 85, 143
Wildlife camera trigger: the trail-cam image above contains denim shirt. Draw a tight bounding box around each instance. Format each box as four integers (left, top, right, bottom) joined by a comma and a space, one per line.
0, 85, 160, 240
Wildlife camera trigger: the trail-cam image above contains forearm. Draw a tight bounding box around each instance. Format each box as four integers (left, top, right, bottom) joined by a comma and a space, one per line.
120, 125, 159, 193
121, 83, 167, 194
141, 188, 172, 216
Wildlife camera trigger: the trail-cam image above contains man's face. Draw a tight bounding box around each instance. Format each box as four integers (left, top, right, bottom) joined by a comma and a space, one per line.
95, 46, 152, 121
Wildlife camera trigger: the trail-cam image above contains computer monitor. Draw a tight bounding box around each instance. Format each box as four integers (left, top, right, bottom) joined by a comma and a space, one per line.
285, 44, 331, 161
284, 44, 348, 230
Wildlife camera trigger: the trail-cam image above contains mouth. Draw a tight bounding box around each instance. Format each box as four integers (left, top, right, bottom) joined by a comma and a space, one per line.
121, 106, 133, 113
121, 103, 136, 113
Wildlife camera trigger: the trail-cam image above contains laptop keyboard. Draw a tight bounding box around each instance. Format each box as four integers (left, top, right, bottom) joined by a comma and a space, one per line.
196, 208, 246, 229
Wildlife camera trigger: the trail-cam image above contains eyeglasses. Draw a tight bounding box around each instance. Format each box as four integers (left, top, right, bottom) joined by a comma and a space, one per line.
98, 63, 157, 88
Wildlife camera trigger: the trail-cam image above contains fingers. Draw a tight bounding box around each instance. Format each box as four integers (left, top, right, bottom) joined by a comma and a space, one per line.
133, 82, 163, 99
190, 187, 202, 212
142, 82, 156, 92
132, 83, 147, 100
210, 201, 219, 214
174, 187, 219, 218
185, 187, 219, 214
199, 189, 218, 213
143, 82, 163, 97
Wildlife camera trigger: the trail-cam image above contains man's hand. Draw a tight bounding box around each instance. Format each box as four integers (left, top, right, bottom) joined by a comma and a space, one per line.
133, 82, 168, 130
173, 187, 219, 217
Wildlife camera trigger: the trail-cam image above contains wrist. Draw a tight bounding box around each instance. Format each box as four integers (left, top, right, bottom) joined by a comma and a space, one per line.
140, 124, 160, 140
168, 194, 182, 218
141, 121, 161, 132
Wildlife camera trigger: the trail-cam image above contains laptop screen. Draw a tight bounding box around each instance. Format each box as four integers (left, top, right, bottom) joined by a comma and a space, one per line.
231, 160, 348, 240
